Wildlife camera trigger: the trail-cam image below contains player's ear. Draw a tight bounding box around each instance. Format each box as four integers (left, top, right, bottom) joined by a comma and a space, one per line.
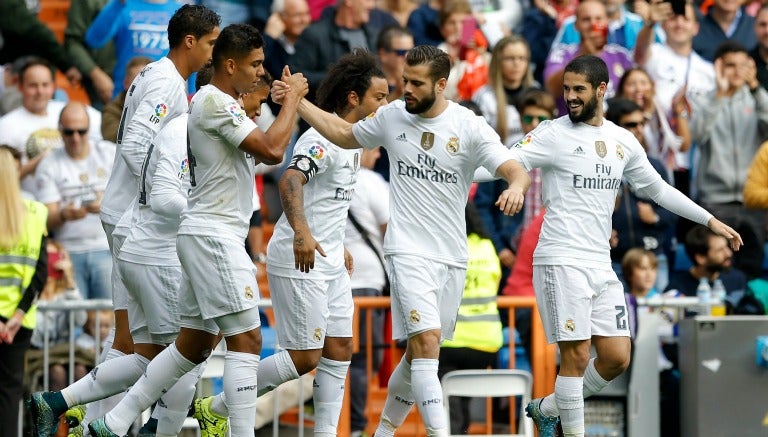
347, 91, 359, 108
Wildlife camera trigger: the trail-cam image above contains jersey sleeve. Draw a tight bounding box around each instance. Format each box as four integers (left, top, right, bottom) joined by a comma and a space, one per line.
508, 120, 557, 171
200, 92, 258, 149
34, 155, 61, 204
290, 133, 333, 182
622, 138, 665, 192
117, 77, 185, 178
351, 109, 386, 150
150, 125, 188, 218
470, 115, 513, 176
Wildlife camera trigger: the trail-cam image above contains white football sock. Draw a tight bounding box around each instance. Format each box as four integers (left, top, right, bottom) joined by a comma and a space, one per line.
104, 343, 196, 436
61, 353, 148, 408
155, 362, 206, 436
374, 356, 414, 437
223, 351, 260, 436
313, 357, 350, 437
410, 358, 448, 436
582, 358, 610, 398
258, 350, 300, 396
555, 376, 585, 437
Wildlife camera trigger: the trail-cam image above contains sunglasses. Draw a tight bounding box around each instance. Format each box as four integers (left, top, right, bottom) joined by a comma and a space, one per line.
388, 49, 409, 57
62, 128, 88, 136
621, 121, 645, 129
522, 115, 550, 124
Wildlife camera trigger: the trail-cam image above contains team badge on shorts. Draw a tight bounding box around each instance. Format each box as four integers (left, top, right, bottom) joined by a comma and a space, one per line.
79, 173, 89, 183
244, 286, 254, 300
97, 167, 107, 178
420, 132, 434, 151
446, 137, 460, 155
616, 144, 624, 160
409, 310, 421, 323
595, 141, 607, 158
565, 319, 575, 332
313, 328, 322, 342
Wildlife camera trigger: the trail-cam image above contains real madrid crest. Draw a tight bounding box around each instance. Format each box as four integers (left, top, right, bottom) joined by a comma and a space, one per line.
616, 144, 624, 160
565, 319, 575, 332
409, 310, 421, 323
595, 141, 607, 158
313, 328, 322, 342
446, 137, 459, 155
244, 286, 254, 299
420, 132, 434, 151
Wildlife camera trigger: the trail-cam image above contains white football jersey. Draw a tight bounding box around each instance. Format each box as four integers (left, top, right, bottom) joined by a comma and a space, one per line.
119, 115, 191, 265
178, 84, 258, 241
509, 116, 664, 266
35, 141, 115, 253
267, 128, 361, 278
100, 57, 188, 225
352, 100, 511, 266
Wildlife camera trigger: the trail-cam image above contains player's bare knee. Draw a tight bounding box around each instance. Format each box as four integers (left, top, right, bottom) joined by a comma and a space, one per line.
408, 329, 441, 359
225, 328, 262, 354
290, 349, 322, 374
322, 336, 353, 361
559, 341, 592, 374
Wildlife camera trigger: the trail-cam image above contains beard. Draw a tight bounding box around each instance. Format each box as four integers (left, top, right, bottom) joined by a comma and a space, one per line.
404, 89, 437, 114
567, 92, 599, 124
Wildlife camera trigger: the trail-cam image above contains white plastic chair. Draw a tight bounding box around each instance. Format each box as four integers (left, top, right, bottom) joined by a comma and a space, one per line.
441, 369, 534, 437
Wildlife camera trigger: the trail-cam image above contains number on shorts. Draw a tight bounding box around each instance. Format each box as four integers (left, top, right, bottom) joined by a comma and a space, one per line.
615, 305, 627, 330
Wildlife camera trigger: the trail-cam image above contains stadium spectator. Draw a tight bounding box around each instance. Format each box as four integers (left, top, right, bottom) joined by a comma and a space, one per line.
35, 103, 115, 300
689, 41, 768, 279
377, 25, 415, 102
750, 5, 768, 90
100, 56, 152, 143
406, 0, 444, 46
521, 0, 578, 83
744, 139, 768, 209
379, 0, 418, 26
693, 0, 756, 61
437, 0, 489, 101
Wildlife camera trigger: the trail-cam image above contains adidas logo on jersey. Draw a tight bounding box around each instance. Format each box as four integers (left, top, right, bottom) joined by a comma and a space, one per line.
395, 132, 407, 142
573, 146, 585, 155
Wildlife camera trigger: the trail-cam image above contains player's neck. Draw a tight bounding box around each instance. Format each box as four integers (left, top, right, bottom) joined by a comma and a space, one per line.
418, 97, 449, 119
209, 76, 239, 100
166, 50, 193, 80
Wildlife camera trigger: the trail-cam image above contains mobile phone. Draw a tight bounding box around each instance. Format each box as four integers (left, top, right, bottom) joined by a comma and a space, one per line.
460, 16, 477, 48
666, 0, 686, 16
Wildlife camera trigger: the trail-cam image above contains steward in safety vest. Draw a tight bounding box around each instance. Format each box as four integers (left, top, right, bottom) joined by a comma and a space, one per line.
0, 198, 49, 330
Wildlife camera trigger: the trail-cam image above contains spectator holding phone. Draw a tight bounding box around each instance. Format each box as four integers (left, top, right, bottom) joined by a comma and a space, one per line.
544, 0, 633, 115
35, 103, 115, 300
437, 0, 490, 101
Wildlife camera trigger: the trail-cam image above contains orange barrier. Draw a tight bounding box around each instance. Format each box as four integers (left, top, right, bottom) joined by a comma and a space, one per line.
343, 296, 557, 437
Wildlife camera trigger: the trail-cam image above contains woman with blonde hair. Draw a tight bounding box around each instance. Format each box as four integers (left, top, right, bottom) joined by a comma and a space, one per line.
472, 34, 538, 146
0, 148, 49, 436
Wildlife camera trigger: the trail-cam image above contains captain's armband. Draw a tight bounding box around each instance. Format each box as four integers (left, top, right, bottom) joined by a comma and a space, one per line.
287, 154, 318, 182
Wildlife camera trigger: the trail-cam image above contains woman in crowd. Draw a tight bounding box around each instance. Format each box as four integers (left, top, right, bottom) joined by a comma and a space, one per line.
0, 147, 48, 436
472, 35, 538, 147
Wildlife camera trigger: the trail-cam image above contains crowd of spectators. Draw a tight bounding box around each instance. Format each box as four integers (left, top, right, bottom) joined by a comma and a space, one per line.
4, 0, 768, 435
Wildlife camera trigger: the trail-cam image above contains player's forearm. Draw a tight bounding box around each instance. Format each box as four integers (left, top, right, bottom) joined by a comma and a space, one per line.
297, 99, 360, 149
278, 172, 310, 235
263, 96, 301, 163
498, 159, 531, 194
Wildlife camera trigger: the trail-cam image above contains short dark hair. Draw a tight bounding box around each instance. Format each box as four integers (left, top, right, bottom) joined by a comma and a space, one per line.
316, 49, 385, 116
376, 25, 413, 51
564, 55, 609, 89
125, 56, 152, 75
212, 24, 264, 69
167, 4, 221, 49
17, 56, 54, 84
714, 40, 748, 61
405, 45, 450, 84
605, 98, 642, 125
516, 89, 557, 117
195, 64, 213, 91
685, 225, 719, 265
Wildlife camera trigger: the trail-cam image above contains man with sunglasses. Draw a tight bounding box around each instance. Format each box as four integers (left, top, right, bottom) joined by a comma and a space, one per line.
34, 102, 115, 301
377, 25, 415, 102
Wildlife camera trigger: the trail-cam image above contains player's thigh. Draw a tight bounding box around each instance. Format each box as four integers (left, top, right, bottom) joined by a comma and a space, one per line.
267, 273, 331, 350
533, 265, 593, 344
177, 269, 219, 335
119, 260, 182, 342
177, 235, 259, 320
438, 265, 467, 342
326, 272, 354, 338
591, 269, 631, 338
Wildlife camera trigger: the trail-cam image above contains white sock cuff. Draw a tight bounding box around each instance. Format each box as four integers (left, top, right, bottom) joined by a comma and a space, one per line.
410, 358, 439, 373
168, 343, 197, 373
317, 357, 350, 380
275, 350, 300, 379
105, 347, 126, 361
583, 358, 610, 398
555, 376, 584, 410
134, 353, 150, 369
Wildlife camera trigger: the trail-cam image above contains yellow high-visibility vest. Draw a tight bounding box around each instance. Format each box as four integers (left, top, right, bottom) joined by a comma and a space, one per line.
0, 199, 47, 329
443, 233, 503, 353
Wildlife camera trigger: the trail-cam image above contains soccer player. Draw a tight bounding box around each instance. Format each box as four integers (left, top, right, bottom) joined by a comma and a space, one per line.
509, 55, 741, 437
272, 45, 530, 437
85, 23, 307, 437
27, 6, 221, 437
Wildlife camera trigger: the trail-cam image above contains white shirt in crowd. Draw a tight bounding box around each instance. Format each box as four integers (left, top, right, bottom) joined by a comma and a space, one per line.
352, 100, 510, 266
267, 128, 361, 278
119, 115, 190, 266
100, 57, 188, 226
35, 141, 115, 253
178, 84, 257, 241
344, 167, 390, 291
